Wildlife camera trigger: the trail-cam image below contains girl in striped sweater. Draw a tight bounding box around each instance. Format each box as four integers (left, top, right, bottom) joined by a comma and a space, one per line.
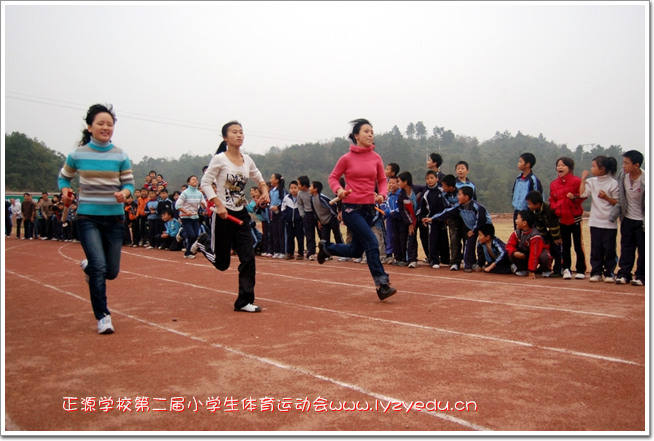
59, 104, 135, 335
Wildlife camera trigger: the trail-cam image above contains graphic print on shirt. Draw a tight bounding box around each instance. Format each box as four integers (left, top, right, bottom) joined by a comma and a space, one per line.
223, 172, 248, 208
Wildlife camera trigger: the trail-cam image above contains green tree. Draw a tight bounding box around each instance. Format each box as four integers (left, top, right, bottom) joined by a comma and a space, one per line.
415, 121, 427, 139
5, 132, 66, 192
405, 122, 416, 139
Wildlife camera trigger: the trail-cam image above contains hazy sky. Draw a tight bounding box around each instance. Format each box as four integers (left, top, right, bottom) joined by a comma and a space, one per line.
2, 1, 648, 163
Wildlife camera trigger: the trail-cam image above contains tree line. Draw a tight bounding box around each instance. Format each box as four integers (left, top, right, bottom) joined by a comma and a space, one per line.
5, 124, 630, 213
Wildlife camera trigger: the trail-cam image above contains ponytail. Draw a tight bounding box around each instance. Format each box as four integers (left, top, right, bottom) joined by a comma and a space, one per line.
216, 141, 227, 155
593, 155, 618, 177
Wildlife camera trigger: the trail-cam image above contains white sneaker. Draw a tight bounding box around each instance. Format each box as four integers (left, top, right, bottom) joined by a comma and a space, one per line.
184, 254, 195, 259
515, 270, 528, 277
450, 264, 459, 271
575, 273, 586, 280
308, 255, 315, 261
338, 257, 351, 262
541, 271, 552, 278
432, 264, 440, 269
190, 232, 207, 254
97, 315, 114, 334
562, 269, 572, 280
353, 258, 363, 263
631, 279, 644, 286
408, 261, 418, 268
603, 276, 615, 283
589, 275, 602, 282
235, 303, 262, 313
615, 277, 628, 285
176, 228, 184, 243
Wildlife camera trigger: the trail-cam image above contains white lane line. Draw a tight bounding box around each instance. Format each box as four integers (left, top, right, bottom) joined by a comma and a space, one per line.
54, 250, 646, 366
5, 270, 490, 431
115, 249, 635, 319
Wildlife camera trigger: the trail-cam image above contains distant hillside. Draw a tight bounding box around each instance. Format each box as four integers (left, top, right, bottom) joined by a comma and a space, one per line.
5, 126, 627, 213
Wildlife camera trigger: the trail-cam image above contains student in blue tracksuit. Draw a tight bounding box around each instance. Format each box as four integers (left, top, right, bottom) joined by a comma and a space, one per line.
511, 152, 543, 228
281, 180, 305, 259
423, 186, 491, 273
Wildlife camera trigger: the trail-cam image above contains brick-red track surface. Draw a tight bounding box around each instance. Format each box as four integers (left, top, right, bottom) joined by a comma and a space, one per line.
3, 238, 647, 434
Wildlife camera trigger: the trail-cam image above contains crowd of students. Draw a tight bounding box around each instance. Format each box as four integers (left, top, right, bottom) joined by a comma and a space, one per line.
5, 150, 646, 288
241, 149, 645, 287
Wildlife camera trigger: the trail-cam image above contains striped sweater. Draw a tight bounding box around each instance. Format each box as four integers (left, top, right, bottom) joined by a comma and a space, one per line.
58, 138, 135, 216
175, 186, 204, 219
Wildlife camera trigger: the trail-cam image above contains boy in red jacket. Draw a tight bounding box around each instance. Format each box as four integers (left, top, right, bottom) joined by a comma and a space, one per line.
506, 210, 551, 279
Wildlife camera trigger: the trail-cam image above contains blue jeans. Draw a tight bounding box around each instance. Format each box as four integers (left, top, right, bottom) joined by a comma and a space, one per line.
77, 215, 125, 319
325, 204, 390, 286
181, 218, 200, 256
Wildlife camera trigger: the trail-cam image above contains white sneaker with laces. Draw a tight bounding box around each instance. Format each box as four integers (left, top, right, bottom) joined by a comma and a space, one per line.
615, 277, 627, 285
97, 315, 114, 334
235, 303, 262, 313
603, 276, 615, 283
575, 273, 586, 280
589, 275, 602, 282
450, 264, 459, 271
408, 261, 418, 268
432, 264, 440, 269
562, 269, 572, 279
631, 279, 644, 286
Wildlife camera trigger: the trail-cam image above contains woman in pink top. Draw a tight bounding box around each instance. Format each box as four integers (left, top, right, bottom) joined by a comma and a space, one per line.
316, 119, 396, 301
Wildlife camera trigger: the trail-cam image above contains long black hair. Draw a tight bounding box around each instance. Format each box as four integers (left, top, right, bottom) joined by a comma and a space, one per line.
348, 118, 372, 144
216, 120, 242, 154
79, 104, 116, 146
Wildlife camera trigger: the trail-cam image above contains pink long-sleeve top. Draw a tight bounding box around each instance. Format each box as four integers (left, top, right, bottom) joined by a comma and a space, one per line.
328, 144, 388, 204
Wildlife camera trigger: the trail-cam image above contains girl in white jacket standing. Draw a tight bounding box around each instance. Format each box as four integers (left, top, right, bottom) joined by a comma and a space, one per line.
579, 156, 619, 283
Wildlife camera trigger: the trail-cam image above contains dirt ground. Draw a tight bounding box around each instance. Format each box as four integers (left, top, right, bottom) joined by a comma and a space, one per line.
2, 223, 646, 434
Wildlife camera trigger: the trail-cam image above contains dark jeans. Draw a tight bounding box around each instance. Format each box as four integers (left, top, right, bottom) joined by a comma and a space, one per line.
589, 227, 617, 277
181, 218, 200, 256
197, 209, 256, 309
77, 215, 125, 319
617, 218, 645, 283
560, 222, 587, 274
23, 219, 34, 239
325, 204, 389, 286
302, 211, 317, 257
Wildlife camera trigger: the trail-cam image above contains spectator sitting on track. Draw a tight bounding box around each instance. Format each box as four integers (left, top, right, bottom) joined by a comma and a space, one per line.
159, 208, 182, 251
506, 210, 551, 279
476, 223, 512, 274
526, 190, 562, 278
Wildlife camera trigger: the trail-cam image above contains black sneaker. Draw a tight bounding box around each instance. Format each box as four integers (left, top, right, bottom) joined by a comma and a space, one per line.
317, 240, 329, 264
190, 232, 208, 255
377, 284, 397, 301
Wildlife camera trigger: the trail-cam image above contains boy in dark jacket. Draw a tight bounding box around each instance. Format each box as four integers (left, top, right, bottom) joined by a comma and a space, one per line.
282, 180, 305, 259
420, 170, 447, 268
526, 190, 562, 277
423, 185, 491, 272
